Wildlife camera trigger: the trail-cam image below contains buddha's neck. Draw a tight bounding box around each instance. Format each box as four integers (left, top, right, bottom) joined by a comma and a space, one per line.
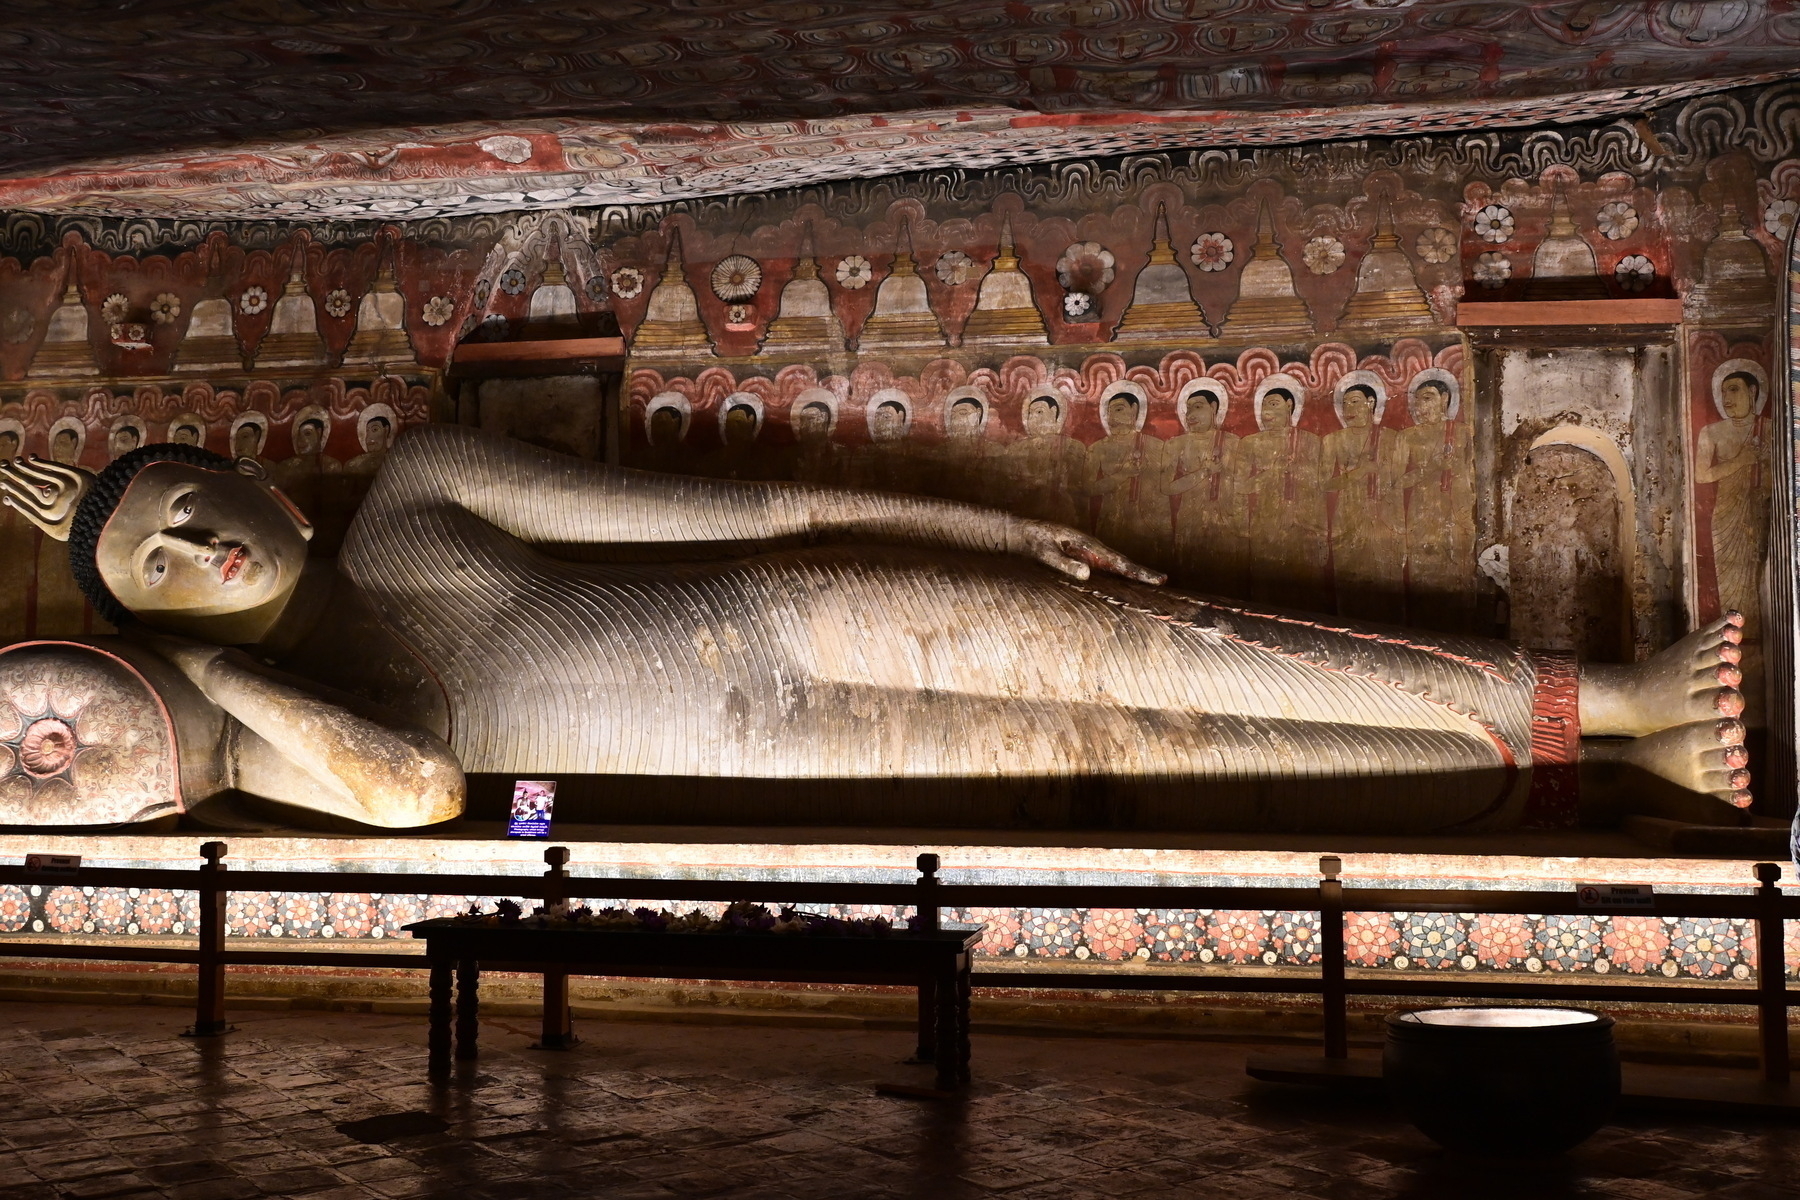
243, 560, 346, 657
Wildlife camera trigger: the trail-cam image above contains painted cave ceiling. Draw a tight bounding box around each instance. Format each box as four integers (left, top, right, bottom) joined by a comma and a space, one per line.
0, 1, 1797, 220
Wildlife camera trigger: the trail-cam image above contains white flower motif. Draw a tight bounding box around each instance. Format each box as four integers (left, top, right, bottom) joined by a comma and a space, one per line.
1473, 251, 1512, 286
324, 288, 351, 318
1189, 232, 1234, 272
1062, 291, 1095, 320
238, 286, 268, 315
101, 293, 129, 324
150, 293, 181, 324
1473, 204, 1515, 244
498, 268, 527, 296
1415, 226, 1457, 264
1303, 236, 1345, 275
422, 296, 454, 327
1764, 199, 1799, 241
1596, 200, 1639, 240
1411, 226, 1454, 264
935, 250, 975, 286
710, 255, 762, 303
610, 267, 644, 299
835, 255, 872, 290
1057, 241, 1116, 291
1614, 253, 1655, 290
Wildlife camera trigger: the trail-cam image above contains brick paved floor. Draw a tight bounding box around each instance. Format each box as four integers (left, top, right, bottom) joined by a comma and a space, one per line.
0, 1001, 1795, 1200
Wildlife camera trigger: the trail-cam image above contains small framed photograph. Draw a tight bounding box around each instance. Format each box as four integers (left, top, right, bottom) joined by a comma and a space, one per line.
506, 780, 556, 838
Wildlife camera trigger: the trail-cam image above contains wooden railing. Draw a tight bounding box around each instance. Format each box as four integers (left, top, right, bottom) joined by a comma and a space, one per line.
0, 844, 1792, 1083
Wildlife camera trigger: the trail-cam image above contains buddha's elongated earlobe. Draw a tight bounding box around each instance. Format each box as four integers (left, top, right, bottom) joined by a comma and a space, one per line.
0, 455, 93, 541
236, 456, 269, 481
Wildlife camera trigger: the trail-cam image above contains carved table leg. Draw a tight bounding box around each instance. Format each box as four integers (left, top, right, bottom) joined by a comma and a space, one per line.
933, 961, 959, 1093
454, 958, 480, 1062
911, 974, 937, 1064
428, 957, 452, 1080
955, 957, 972, 1086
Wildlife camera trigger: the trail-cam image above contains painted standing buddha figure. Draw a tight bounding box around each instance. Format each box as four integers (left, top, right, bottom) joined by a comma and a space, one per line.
1323, 372, 1404, 622
1696, 360, 1771, 640
1241, 378, 1326, 610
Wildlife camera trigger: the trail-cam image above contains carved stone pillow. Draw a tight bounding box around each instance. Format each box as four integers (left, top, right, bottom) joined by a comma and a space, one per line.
0, 640, 183, 826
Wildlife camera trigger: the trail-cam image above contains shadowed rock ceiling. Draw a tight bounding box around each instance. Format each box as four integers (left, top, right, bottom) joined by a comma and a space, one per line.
0, 0, 1796, 219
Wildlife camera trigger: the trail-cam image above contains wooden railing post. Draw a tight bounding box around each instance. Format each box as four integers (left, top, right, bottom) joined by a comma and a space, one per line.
188, 841, 229, 1037
1319, 854, 1347, 1060
913, 853, 941, 1063
535, 845, 577, 1051
1755, 861, 1790, 1085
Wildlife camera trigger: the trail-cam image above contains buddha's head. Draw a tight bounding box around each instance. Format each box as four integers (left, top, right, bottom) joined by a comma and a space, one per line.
647, 405, 683, 446
51, 429, 81, 465
109, 424, 141, 460
1721, 371, 1760, 421
1411, 381, 1451, 425
870, 400, 907, 443
363, 416, 392, 455
293, 418, 325, 456
1341, 384, 1377, 428
1023, 396, 1060, 438
171, 423, 203, 447
1184, 391, 1219, 433
75, 444, 312, 642
946, 398, 983, 441
231, 420, 265, 461
1105, 392, 1138, 435
722, 403, 757, 447
793, 401, 833, 445
1260, 388, 1295, 430
0, 431, 16, 461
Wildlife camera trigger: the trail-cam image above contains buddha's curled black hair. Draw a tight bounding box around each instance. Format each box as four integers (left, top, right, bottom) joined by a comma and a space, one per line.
69, 442, 236, 626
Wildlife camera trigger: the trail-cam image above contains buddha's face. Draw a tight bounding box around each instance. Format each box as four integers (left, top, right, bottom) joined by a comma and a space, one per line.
1341, 387, 1376, 427
723, 406, 756, 446
793, 403, 832, 444
648, 407, 682, 445
1184, 395, 1218, 433
1260, 392, 1294, 430
363, 418, 392, 454
0, 432, 17, 461
110, 427, 140, 459
947, 401, 983, 439
1721, 376, 1758, 421
1412, 383, 1450, 425
172, 424, 202, 447
51, 431, 79, 465
871, 403, 906, 442
232, 424, 263, 460
96, 461, 312, 629
1023, 398, 1060, 438
1105, 394, 1138, 434
294, 420, 324, 456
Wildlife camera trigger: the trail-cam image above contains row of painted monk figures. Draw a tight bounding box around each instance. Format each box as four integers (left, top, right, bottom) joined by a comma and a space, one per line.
643, 381, 1474, 625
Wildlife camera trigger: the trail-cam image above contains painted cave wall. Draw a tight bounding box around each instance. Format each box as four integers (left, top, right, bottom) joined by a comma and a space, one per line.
0, 84, 1790, 700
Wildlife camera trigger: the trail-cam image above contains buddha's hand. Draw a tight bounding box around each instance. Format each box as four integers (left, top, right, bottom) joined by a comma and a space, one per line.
0, 456, 93, 542
1014, 519, 1166, 585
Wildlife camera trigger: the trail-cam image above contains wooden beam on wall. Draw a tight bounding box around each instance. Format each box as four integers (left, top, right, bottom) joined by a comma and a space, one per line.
1457, 299, 1685, 327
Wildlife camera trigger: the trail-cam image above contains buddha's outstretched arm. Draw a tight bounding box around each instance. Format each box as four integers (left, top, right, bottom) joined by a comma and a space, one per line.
141, 635, 463, 828
372, 423, 1164, 584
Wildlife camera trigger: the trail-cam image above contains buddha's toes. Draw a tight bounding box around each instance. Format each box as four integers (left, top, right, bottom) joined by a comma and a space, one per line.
1619, 717, 1752, 809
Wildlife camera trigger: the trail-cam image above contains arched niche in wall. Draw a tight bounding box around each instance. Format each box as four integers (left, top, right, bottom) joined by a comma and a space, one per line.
1507, 426, 1635, 662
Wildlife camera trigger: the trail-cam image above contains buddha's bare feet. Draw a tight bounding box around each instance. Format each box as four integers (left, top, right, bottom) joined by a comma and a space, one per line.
1578, 612, 1745, 738
1614, 718, 1753, 809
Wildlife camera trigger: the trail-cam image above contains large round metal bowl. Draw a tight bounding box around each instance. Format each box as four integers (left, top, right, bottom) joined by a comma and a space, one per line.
1383, 1006, 1620, 1157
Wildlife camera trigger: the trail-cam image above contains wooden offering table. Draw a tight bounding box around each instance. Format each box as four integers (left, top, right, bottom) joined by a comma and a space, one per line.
404, 919, 980, 1093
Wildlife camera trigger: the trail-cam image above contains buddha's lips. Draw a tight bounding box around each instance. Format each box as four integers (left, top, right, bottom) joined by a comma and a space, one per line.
220, 546, 246, 583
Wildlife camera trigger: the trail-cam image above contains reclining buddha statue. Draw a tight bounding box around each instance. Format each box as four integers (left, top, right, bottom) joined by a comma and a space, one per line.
0, 426, 1749, 832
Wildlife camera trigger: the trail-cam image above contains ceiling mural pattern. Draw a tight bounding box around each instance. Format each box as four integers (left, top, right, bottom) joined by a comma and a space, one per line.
0, 1, 1796, 220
